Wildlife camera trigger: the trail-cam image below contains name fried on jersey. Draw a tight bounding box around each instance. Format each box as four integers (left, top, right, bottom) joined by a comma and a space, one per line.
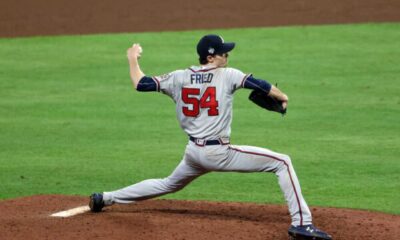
190, 73, 214, 84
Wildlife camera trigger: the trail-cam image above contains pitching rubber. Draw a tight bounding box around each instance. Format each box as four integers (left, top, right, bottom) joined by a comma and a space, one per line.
50, 206, 90, 218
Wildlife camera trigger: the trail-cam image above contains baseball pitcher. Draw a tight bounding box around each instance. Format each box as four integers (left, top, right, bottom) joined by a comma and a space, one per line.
89, 34, 332, 240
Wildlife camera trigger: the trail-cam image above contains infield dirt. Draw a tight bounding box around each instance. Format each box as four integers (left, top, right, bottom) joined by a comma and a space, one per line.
1, 195, 400, 240
1, 0, 400, 239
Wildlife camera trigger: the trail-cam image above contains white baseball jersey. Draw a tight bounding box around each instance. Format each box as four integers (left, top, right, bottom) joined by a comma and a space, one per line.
153, 65, 250, 140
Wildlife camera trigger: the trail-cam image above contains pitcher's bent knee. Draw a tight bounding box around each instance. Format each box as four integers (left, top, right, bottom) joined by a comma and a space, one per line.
275, 154, 293, 171
281, 154, 292, 165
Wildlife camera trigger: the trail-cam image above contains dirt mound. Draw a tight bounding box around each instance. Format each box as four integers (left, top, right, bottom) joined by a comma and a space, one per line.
0, 195, 399, 240
1, 0, 400, 37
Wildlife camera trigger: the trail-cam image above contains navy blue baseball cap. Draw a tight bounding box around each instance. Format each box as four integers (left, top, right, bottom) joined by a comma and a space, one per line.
197, 34, 235, 59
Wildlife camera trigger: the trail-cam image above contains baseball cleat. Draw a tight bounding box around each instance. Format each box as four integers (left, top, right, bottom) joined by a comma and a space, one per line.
288, 224, 332, 240
89, 193, 104, 212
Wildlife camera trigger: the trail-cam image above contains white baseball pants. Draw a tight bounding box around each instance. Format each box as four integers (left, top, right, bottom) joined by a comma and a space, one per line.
103, 141, 312, 226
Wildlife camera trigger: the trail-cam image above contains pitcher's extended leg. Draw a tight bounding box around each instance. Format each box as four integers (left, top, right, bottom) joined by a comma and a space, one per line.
224, 145, 312, 226
103, 159, 205, 205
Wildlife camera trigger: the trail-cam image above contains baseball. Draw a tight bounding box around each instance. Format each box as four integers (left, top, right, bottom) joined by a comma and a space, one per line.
138, 45, 143, 54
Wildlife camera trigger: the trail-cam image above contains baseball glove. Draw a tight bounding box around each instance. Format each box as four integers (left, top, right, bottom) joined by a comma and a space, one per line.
249, 90, 287, 115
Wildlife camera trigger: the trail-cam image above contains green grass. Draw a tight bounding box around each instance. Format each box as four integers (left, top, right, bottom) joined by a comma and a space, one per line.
1, 23, 399, 214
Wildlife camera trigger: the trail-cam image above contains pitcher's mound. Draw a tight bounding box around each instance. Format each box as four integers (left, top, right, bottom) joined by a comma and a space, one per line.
0, 195, 399, 240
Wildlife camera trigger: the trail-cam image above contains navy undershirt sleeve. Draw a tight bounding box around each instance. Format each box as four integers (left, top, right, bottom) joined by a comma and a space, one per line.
243, 75, 272, 93
136, 76, 158, 92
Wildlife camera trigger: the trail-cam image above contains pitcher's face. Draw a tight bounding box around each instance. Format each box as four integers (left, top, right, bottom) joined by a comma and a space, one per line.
207, 53, 229, 67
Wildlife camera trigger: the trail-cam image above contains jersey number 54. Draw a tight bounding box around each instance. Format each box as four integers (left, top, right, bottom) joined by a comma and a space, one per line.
182, 87, 219, 117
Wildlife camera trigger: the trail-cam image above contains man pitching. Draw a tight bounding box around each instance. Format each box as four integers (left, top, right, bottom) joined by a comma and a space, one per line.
89, 34, 332, 240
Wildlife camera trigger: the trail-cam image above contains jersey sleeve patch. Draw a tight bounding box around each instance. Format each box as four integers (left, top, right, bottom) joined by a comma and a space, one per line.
155, 71, 180, 98
155, 73, 172, 81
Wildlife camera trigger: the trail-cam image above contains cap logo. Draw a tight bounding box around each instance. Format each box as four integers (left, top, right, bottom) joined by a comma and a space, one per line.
208, 47, 215, 54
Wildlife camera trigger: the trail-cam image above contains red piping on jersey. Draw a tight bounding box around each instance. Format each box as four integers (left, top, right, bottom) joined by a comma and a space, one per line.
189, 67, 219, 73
152, 77, 160, 92
228, 146, 304, 226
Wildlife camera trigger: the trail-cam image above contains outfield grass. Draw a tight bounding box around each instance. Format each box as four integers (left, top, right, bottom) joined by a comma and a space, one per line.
0, 23, 399, 214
